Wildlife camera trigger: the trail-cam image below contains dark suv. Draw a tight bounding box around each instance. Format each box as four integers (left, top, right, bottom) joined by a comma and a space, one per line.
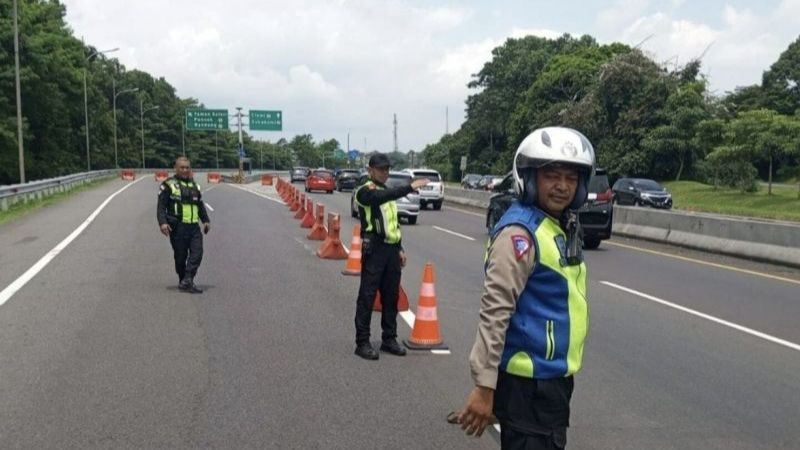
335, 169, 361, 191
485, 169, 613, 249
612, 178, 672, 209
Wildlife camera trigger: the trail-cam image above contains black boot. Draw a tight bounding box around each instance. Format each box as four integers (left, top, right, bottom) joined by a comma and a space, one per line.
179, 278, 203, 294
380, 338, 407, 356
354, 342, 379, 360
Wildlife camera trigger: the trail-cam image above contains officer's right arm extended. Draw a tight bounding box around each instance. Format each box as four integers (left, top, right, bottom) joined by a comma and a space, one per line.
355, 182, 414, 206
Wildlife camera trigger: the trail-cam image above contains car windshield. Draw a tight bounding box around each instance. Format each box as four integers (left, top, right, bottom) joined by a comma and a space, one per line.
633, 179, 663, 191
386, 175, 411, 188
338, 170, 359, 177
588, 175, 610, 193
464, 174, 481, 182
293, 168, 307, 174
413, 171, 441, 182
311, 170, 332, 179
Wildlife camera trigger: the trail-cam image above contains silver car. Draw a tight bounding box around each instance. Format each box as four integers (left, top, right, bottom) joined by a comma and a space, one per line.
350, 172, 420, 225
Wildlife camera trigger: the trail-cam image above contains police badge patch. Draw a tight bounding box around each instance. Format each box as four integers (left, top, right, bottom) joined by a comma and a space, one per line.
511, 235, 532, 260
554, 235, 568, 266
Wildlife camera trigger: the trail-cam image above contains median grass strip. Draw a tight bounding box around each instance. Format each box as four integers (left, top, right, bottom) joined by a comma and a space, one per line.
0, 177, 115, 226
663, 181, 800, 223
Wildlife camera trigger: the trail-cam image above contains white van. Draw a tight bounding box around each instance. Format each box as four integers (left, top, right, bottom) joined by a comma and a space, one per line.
402, 168, 444, 210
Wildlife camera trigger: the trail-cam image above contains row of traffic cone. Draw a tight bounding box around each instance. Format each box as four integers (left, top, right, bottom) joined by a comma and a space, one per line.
275, 177, 446, 350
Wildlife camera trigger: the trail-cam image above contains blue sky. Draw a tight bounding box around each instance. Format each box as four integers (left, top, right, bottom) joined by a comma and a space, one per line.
63, 0, 799, 153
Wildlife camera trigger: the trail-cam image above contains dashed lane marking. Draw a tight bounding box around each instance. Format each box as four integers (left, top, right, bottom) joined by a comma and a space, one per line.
204, 202, 214, 212
433, 226, 476, 242
0, 177, 146, 306
601, 281, 800, 353
229, 184, 284, 204
443, 206, 484, 218
605, 240, 800, 286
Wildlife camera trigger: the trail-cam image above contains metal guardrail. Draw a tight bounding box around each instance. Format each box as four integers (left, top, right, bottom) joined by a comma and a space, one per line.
0, 170, 116, 211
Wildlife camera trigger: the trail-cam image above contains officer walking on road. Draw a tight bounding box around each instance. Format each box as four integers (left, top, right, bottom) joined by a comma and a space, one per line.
457, 127, 595, 448
156, 156, 210, 294
353, 153, 429, 360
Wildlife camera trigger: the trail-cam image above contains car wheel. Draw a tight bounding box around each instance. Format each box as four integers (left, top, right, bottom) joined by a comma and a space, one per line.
583, 238, 601, 250
327, 190, 333, 194
432, 201, 442, 211
407, 216, 417, 225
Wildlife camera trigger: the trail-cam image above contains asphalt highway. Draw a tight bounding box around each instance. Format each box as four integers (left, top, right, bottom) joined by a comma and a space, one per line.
1, 177, 798, 449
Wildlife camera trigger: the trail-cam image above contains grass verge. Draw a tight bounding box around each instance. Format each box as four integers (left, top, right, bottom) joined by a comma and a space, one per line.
0, 177, 115, 226
663, 180, 800, 222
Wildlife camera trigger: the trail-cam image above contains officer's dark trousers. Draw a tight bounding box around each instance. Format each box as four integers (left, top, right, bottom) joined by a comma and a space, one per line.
169, 223, 203, 282
354, 242, 401, 345
494, 371, 572, 449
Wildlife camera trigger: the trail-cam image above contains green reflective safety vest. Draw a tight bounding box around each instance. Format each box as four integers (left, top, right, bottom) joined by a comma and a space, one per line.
355, 181, 402, 244
166, 178, 201, 224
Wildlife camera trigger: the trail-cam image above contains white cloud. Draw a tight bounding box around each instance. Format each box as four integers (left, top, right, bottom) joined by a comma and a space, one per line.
596, 0, 651, 32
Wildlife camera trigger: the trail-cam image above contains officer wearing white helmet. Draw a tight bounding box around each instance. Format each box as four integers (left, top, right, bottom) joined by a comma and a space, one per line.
456, 127, 595, 448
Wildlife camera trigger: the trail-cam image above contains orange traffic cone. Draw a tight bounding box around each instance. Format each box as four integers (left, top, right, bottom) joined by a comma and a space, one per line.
317, 214, 349, 260
294, 194, 307, 219
290, 190, 301, 212
342, 225, 362, 275
404, 262, 448, 350
300, 198, 315, 228
307, 203, 328, 240
373, 285, 410, 312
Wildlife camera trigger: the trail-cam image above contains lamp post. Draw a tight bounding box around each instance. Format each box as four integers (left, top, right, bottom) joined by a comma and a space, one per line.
112, 78, 138, 168
13, 0, 24, 183
83, 47, 118, 171
139, 97, 159, 169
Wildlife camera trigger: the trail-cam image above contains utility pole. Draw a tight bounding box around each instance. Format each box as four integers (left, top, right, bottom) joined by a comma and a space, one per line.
260, 141, 263, 170
214, 130, 219, 169
393, 113, 398, 153
236, 107, 244, 177
13, 0, 25, 183
181, 118, 186, 156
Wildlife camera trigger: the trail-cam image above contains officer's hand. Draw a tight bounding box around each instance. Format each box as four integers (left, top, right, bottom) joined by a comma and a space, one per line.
399, 250, 407, 268
458, 386, 494, 438
410, 178, 429, 190
160, 223, 172, 236
203, 222, 210, 234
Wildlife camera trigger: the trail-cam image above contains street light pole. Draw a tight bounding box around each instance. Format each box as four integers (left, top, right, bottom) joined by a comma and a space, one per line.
112, 78, 138, 168
13, 0, 25, 183
139, 97, 159, 169
214, 130, 219, 169
83, 47, 118, 171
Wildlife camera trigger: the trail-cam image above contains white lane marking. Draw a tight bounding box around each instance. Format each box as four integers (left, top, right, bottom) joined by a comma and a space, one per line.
493, 424, 501, 433
229, 184, 284, 204
601, 281, 800, 353
605, 240, 800, 287
433, 226, 476, 241
443, 206, 484, 218
0, 177, 146, 306
398, 310, 451, 355
203, 185, 217, 194
204, 202, 214, 212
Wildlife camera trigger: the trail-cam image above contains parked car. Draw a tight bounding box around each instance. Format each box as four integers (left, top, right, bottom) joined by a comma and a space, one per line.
402, 168, 444, 210
305, 169, 335, 193
290, 166, 309, 183
335, 169, 361, 191
612, 178, 672, 209
350, 172, 420, 224
461, 173, 483, 190
485, 169, 613, 249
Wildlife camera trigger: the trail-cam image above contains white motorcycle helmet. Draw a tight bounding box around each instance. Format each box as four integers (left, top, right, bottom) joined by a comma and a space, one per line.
512, 127, 596, 211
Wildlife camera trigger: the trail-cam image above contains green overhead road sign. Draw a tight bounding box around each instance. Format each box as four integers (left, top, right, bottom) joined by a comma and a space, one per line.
250, 110, 282, 131
186, 109, 228, 130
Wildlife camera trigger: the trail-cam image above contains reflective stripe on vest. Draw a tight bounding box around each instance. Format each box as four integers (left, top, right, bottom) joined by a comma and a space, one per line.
489, 201, 588, 379
167, 179, 200, 224
355, 181, 401, 244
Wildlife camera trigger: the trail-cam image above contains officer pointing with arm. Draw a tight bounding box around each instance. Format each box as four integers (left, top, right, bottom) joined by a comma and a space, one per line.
353, 153, 429, 360
457, 127, 596, 449
157, 156, 210, 294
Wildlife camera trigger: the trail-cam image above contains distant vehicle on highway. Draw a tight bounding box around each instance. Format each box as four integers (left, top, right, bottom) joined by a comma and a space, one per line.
477, 174, 496, 190
335, 169, 361, 191
461, 173, 482, 189
351, 172, 420, 224
485, 169, 613, 249
612, 178, 672, 209
290, 166, 309, 183
305, 169, 335, 193
402, 168, 443, 210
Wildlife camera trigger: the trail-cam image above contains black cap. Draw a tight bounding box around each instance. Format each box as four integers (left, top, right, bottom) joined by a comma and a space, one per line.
368, 153, 391, 168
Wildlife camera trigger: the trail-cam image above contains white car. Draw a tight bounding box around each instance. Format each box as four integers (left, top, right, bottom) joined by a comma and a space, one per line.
401, 168, 444, 210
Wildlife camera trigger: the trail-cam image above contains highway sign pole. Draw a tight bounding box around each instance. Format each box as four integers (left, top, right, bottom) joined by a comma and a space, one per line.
236, 107, 244, 177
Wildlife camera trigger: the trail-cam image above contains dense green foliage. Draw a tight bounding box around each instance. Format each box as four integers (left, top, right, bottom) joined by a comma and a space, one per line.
421, 34, 800, 194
